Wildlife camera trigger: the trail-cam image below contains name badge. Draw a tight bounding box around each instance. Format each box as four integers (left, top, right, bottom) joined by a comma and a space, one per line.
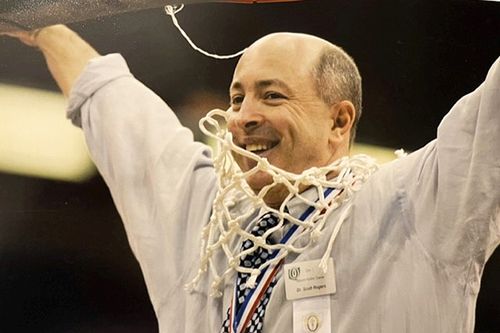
284, 258, 336, 300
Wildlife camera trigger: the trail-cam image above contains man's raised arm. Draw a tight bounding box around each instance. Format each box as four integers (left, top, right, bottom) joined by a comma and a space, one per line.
2, 25, 217, 320
2, 25, 99, 96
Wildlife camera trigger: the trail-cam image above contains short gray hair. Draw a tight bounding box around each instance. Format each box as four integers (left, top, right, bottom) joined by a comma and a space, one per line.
311, 45, 362, 145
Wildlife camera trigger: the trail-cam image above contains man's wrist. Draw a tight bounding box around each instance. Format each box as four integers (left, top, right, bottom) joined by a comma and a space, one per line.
35, 25, 71, 50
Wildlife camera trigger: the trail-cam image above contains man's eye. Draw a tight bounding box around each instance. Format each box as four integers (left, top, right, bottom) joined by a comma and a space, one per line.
231, 95, 244, 105
264, 92, 286, 100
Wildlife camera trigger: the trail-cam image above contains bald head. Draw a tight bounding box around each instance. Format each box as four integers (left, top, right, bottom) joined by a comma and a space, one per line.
236, 33, 329, 84
242, 32, 329, 64
235, 32, 362, 144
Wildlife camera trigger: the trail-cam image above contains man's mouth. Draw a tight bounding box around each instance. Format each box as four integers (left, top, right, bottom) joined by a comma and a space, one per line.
243, 141, 279, 156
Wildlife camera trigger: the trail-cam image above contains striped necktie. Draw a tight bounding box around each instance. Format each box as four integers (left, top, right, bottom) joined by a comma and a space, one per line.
221, 212, 280, 333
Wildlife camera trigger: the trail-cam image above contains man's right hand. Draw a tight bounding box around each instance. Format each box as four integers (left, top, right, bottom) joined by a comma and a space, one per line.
1, 29, 40, 47
1, 25, 100, 97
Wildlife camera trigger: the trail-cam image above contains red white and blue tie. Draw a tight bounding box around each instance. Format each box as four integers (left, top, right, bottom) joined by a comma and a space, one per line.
220, 212, 280, 333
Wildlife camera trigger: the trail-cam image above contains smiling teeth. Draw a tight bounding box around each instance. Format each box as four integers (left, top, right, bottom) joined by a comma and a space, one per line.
246, 144, 269, 152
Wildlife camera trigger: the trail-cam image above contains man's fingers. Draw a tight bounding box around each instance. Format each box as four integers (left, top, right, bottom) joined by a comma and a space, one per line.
0, 30, 39, 47
0, 31, 22, 37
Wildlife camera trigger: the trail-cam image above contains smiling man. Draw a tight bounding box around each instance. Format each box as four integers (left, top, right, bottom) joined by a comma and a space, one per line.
228, 33, 358, 207
3, 25, 499, 333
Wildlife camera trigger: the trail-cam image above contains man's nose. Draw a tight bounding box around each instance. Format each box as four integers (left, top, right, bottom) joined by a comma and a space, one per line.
230, 100, 264, 133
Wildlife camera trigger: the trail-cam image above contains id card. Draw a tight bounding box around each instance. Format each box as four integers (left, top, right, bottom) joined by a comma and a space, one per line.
284, 258, 336, 300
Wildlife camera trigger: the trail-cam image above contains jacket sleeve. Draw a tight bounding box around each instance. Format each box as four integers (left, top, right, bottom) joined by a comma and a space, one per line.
66, 53, 217, 310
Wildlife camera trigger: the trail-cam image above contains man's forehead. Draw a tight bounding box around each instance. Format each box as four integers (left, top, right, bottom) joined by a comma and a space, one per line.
231, 51, 312, 91
230, 56, 313, 94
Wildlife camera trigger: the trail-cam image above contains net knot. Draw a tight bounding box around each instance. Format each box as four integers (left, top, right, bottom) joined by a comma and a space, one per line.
164, 4, 184, 16
258, 158, 271, 169
228, 220, 239, 229
210, 280, 223, 298
273, 174, 286, 184
228, 257, 238, 268
301, 167, 321, 184
253, 197, 266, 207
245, 269, 260, 289
205, 247, 214, 257
224, 198, 236, 208
311, 229, 322, 242
253, 237, 265, 247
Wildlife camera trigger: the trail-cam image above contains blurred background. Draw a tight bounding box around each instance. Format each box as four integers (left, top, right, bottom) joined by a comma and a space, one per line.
0, 0, 499, 332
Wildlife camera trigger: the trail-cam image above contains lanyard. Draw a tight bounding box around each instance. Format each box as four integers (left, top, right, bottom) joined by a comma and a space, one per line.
229, 186, 342, 333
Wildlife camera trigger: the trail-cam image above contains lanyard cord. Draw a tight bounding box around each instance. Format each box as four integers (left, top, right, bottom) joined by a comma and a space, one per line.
230, 186, 341, 333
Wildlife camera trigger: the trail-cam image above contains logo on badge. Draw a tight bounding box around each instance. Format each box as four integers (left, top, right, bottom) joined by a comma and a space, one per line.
303, 313, 321, 332
288, 267, 301, 280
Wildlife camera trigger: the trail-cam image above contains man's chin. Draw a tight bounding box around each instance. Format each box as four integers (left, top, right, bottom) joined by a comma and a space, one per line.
246, 172, 290, 209
246, 171, 274, 193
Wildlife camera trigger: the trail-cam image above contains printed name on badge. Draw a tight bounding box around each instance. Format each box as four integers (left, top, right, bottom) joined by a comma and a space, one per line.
284, 258, 336, 300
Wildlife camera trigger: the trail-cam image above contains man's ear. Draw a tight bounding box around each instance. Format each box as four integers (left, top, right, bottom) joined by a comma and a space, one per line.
330, 100, 355, 137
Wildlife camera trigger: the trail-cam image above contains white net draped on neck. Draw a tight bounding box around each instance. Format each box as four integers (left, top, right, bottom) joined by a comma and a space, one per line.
185, 108, 379, 297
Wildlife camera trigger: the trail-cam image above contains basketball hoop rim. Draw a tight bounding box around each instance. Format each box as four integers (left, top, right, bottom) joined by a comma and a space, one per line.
219, 0, 303, 3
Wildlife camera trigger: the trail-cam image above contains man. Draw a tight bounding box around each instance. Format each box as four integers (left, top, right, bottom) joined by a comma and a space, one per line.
3, 25, 499, 333
227, 32, 359, 207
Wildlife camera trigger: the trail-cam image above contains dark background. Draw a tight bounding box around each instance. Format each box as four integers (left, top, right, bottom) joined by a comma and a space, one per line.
0, 0, 499, 332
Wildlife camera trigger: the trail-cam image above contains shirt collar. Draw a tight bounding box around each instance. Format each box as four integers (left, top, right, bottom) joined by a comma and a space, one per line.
285, 185, 320, 219
253, 186, 320, 242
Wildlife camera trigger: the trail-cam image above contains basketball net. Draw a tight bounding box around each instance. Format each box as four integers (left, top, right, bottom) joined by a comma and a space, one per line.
185, 108, 379, 297
167, 0, 381, 298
